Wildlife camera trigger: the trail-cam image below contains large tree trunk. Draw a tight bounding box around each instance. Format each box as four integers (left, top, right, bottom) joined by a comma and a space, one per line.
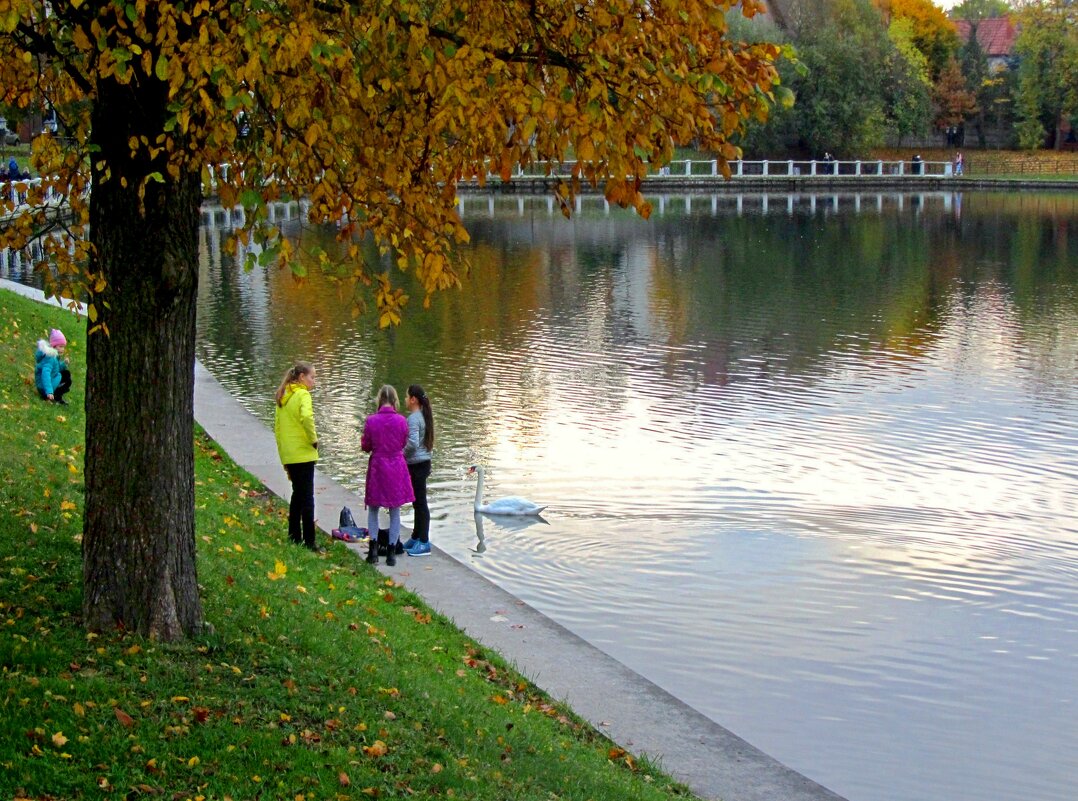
82, 76, 204, 640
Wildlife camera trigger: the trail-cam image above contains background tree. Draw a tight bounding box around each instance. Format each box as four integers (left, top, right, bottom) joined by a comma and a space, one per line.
887, 18, 933, 146
886, 0, 961, 77
951, 0, 1012, 21
733, 0, 937, 156
1013, 0, 1078, 149
0, 1, 780, 640
725, 10, 795, 156
778, 0, 895, 156
932, 56, 980, 137
959, 18, 992, 146
980, 72, 1017, 148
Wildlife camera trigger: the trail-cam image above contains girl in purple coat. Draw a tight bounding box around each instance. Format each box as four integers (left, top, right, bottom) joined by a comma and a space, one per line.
362, 385, 414, 566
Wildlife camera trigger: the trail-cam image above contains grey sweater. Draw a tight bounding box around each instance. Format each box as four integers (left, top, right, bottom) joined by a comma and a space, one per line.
404, 410, 432, 464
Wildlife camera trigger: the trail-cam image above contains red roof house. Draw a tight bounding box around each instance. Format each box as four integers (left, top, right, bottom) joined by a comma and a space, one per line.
953, 17, 1019, 72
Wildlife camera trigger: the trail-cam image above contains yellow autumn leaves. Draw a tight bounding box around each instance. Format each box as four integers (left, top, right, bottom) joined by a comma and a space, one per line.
0, 0, 779, 324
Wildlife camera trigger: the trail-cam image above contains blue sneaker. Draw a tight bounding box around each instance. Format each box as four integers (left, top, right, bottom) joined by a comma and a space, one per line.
406, 541, 431, 557
401, 538, 419, 551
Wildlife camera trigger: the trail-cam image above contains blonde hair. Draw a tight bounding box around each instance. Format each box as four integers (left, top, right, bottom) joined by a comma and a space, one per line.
376, 384, 398, 409
275, 362, 314, 406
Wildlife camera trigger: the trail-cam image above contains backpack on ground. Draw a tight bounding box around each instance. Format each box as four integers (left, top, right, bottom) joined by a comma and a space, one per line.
332, 506, 367, 542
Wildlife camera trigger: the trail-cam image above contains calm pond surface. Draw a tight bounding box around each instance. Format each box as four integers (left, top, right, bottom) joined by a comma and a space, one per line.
193, 189, 1075, 801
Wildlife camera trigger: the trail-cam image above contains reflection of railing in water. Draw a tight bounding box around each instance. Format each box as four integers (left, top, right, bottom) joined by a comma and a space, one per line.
0, 230, 75, 286
0, 238, 48, 282
4, 199, 310, 281
456, 191, 963, 219
200, 199, 309, 230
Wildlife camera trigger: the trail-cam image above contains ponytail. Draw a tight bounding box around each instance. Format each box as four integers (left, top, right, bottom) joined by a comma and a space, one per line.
408, 384, 435, 451
275, 362, 313, 406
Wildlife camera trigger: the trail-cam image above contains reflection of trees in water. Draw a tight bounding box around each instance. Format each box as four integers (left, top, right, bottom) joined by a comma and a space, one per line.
189, 192, 1077, 484
454, 194, 1075, 389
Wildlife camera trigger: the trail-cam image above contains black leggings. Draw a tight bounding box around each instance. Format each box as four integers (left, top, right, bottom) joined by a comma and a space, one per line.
285, 461, 317, 548
56, 368, 72, 401
38, 368, 72, 402
408, 460, 432, 543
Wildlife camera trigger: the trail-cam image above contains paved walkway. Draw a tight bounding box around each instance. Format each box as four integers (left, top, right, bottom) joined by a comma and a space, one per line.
4, 278, 847, 801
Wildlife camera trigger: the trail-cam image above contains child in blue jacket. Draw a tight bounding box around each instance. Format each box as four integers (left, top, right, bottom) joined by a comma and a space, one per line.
35, 328, 72, 404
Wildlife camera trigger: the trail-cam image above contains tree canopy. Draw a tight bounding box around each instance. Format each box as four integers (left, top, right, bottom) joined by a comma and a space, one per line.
886, 0, 960, 77
933, 56, 979, 131
0, 0, 781, 639
1013, 0, 1078, 149
951, 0, 1012, 22
2, 0, 783, 324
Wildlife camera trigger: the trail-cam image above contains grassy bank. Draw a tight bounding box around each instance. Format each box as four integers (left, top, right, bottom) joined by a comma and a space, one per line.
871, 148, 1078, 179
0, 289, 693, 801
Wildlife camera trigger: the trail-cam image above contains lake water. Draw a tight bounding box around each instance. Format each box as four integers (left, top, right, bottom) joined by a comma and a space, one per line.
42, 188, 1078, 801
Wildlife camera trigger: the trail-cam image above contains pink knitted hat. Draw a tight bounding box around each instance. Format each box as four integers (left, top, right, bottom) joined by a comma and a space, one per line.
49, 329, 66, 347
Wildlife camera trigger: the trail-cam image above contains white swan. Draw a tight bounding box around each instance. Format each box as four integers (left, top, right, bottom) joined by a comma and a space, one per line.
467, 465, 547, 516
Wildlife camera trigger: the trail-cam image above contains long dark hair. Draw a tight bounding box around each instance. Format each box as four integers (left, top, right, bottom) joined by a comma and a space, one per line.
408, 384, 434, 451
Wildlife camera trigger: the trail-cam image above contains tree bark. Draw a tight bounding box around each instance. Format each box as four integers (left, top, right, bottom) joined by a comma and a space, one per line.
82, 76, 204, 640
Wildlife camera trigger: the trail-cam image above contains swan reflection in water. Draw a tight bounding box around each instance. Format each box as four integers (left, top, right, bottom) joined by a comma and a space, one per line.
471, 510, 549, 555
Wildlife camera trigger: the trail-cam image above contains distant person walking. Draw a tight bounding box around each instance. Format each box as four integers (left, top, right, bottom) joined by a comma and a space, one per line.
34, 328, 72, 404
361, 384, 413, 566
402, 384, 435, 557
954, 151, 964, 176
274, 362, 322, 552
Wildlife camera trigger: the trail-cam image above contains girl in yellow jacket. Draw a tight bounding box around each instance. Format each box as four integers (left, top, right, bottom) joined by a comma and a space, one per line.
274, 362, 322, 552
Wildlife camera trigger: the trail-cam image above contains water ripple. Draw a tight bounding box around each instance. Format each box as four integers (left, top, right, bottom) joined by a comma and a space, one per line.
190, 193, 1078, 801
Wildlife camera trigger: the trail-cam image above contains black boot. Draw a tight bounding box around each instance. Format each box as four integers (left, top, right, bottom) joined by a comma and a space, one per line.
385, 545, 397, 567
366, 539, 379, 565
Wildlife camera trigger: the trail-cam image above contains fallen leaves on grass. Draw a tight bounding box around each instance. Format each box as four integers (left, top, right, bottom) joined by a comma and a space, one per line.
114, 707, 135, 728
402, 605, 432, 624
362, 740, 388, 757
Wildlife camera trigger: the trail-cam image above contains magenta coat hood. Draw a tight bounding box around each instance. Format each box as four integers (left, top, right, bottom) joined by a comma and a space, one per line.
361, 405, 414, 508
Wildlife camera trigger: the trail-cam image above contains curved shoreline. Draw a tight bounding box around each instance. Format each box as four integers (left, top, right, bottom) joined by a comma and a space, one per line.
189, 357, 849, 801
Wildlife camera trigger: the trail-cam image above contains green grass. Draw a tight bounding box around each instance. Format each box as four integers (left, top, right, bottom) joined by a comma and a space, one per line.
954, 173, 1078, 183
0, 288, 694, 801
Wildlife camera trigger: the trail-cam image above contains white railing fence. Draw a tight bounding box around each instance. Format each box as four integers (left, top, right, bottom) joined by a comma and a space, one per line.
1, 176, 55, 208
505, 158, 955, 180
